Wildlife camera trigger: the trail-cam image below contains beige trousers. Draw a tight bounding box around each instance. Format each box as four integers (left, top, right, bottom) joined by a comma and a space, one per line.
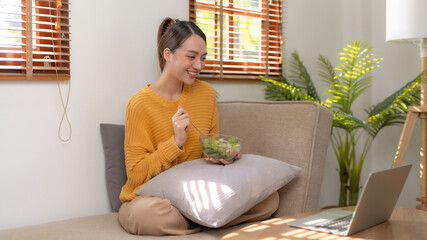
118, 191, 279, 236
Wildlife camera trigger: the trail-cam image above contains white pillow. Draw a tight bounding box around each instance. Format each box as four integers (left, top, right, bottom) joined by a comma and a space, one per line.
135, 154, 301, 228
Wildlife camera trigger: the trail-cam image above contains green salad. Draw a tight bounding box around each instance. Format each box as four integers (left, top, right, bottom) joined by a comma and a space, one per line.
201, 136, 241, 160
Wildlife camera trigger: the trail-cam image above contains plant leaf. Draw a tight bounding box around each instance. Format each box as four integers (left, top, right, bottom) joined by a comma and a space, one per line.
327, 40, 382, 114
318, 54, 336, 87
333, 112, 368, 132
367, 74, 421, 137
288, 51, 321, 101
261, 76, 327, 105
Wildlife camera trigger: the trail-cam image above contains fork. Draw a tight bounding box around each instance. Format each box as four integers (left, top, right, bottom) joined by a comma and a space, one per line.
189, 120, 207, 137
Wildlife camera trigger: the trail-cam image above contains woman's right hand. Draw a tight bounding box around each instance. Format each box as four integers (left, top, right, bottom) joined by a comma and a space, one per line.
172, 105, 190, 148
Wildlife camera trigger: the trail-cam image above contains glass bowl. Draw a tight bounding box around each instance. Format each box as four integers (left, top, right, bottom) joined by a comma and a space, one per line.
199, 133, 242, 161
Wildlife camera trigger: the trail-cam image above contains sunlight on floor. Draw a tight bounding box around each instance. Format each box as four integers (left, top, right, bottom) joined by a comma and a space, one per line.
243, 224, 270, 232
222, 217, 369, 240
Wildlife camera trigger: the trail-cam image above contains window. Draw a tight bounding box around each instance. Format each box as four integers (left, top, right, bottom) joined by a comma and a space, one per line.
190, 0, 282, 81
0, 0, 70, 80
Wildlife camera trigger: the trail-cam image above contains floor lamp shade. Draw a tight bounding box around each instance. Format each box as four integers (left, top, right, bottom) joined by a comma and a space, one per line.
386, 0, 427, 42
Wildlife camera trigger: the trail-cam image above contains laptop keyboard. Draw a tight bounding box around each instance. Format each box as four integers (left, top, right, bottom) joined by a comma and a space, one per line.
314, 215, 353, 230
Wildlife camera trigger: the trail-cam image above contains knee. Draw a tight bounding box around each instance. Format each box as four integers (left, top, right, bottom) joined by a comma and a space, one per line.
260, 191, 280, 215
270, 191, 280, 209
119, 196, 173, 235
132, 196, 172, 216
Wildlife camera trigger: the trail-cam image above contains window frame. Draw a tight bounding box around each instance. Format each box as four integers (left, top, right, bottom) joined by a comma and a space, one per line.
0, 0, 71, 81
190, 0, 283, 81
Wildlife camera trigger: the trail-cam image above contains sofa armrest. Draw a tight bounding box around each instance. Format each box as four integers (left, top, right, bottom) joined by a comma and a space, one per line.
217, 101, 333, 216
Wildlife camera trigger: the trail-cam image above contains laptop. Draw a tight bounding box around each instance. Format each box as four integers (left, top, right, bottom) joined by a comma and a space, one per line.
287, 164, 412, 236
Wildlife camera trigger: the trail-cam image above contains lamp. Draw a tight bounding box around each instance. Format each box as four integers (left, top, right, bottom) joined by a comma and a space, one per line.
386, 0, 427, 210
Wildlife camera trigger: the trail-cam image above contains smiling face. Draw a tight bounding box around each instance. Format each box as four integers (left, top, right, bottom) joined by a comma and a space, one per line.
163, 34, 207, 85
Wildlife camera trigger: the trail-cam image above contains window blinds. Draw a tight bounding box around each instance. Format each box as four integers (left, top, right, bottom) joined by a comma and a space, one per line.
190, 0, 282, 81
0, 0, 70, 80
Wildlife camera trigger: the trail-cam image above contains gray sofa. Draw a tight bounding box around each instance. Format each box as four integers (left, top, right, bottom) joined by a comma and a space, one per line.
0, 101, 333, 240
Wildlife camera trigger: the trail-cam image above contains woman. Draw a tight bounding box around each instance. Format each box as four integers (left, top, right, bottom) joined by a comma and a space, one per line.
118, 17, 279, 236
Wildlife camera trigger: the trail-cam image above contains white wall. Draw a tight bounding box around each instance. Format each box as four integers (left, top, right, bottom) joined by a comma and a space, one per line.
0, 0, 422, 230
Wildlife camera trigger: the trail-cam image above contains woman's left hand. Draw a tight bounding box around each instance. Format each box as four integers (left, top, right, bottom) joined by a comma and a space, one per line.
206, 152, 241, 165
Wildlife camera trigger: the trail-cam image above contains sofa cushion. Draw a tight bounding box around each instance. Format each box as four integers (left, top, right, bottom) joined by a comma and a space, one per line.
136, 154, 301, 228
0, 212, 255, 240
100, 123, 127, 212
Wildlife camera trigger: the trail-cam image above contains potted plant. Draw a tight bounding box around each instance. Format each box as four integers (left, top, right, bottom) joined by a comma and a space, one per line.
262, 40, 421, 206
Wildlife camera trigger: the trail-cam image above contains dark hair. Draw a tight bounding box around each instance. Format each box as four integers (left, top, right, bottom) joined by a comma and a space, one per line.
157, 17, 207, 71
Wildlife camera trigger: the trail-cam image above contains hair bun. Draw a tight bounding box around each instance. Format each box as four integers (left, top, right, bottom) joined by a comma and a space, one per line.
161, 18, 179, 37
169, 18, 178, 27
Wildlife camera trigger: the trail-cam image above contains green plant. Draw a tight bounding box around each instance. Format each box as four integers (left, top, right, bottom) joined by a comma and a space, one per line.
263, 40, 421, 206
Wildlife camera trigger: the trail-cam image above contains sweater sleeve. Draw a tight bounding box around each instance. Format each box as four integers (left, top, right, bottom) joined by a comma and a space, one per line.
124, 98, 183, 187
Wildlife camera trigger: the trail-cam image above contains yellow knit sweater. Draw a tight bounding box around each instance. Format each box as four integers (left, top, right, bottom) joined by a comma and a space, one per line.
119, 79, 219, 203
